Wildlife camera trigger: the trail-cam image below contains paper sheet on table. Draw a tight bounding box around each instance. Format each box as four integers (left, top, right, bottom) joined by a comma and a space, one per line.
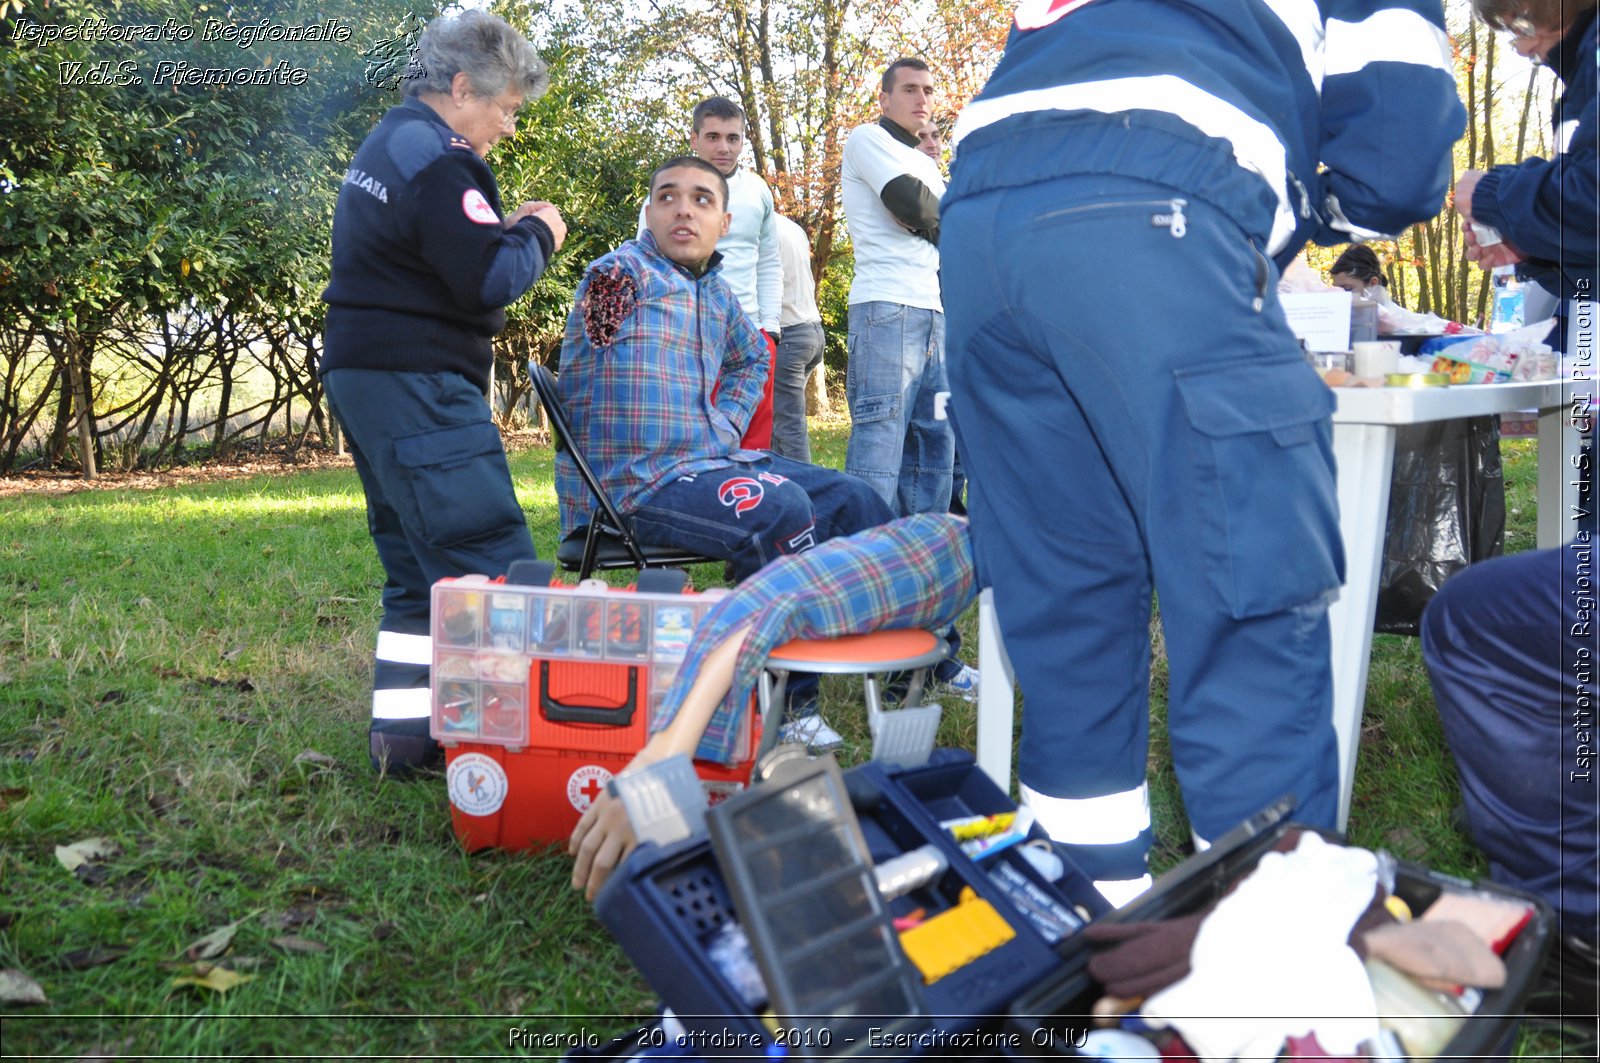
1281, 291, 1352, 352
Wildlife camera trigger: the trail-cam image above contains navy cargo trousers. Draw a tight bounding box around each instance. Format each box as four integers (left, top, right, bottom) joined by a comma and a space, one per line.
323, 368, 537, 773
942, 137, 1343, 902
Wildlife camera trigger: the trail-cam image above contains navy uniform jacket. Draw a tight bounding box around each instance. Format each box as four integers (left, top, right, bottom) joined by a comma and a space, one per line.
951, 0, 1466, 269
321, 97, 555, 393
1470, 10, 1599, 306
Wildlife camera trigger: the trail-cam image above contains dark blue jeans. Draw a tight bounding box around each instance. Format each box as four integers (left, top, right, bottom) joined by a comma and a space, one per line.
772, 319, 825, 463
630, 454, 893, 583
324, 368, 537, 770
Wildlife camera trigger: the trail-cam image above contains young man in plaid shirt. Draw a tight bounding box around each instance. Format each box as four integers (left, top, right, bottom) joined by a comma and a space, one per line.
557, 156, 895, 749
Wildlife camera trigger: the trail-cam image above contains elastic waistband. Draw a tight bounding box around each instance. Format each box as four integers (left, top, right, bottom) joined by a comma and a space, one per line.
946, 111, 1282, 247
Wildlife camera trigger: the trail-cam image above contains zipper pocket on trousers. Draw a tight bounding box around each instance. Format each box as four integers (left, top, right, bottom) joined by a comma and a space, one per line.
1033, 197, 1188, 238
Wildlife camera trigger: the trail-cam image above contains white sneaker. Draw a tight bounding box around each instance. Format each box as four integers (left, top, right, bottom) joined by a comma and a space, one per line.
937, 663, 980, 702
779, 713, 845, 754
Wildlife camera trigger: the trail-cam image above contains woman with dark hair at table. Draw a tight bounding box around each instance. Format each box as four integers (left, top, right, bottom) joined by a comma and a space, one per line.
1328, 245, 1395, 307
320, 9, 568, 774
1456, 0, 1597, 350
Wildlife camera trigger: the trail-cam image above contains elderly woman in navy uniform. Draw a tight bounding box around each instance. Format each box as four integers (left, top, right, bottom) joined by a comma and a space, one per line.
320, 9, 567, 774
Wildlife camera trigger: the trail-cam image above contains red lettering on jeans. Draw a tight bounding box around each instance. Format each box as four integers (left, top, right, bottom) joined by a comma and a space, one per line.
718, 476, 764, 515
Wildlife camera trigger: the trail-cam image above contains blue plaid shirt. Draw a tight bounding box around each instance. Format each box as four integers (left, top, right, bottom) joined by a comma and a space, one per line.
659, 514, 977, 763
555, 231, 768, 534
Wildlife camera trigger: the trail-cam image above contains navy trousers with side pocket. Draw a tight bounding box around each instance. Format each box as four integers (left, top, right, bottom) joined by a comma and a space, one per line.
943, 165, 1343, 892
323, 368, 537, 772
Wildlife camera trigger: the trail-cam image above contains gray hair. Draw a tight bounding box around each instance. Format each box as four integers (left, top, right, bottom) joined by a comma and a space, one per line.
402, 10, 549, 101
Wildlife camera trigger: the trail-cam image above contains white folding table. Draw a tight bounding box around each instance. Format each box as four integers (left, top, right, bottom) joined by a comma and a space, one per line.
974, 378, 1592, 830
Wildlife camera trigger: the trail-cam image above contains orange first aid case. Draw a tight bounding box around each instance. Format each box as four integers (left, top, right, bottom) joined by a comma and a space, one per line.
429, 575, 758, 850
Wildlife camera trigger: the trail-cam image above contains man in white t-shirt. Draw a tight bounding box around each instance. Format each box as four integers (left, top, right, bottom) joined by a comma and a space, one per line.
639, 97, 783, 448
772, 213, 824, 462
840, 57, 953, 515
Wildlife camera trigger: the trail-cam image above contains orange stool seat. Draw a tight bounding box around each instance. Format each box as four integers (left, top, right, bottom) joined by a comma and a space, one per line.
756, 628, 948, 760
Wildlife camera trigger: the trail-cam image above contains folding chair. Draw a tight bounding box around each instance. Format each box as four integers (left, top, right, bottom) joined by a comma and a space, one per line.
529, 362, 722, 581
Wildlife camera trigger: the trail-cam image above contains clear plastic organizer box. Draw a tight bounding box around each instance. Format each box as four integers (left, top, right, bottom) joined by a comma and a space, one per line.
429, 575, 757, 850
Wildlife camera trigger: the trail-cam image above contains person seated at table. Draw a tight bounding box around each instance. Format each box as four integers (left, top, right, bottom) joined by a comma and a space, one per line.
556, 155, 896, 751
1422, 539, 1599, 1028
568, 512, 976, 900
1328, 245, 1396, 306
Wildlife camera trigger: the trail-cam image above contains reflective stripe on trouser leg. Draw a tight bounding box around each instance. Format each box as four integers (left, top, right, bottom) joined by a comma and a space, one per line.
1022, 781, 1155, 906
370, 627, 437, 772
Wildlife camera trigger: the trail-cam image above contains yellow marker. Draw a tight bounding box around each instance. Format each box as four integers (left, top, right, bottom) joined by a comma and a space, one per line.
943, 811, 1016, 842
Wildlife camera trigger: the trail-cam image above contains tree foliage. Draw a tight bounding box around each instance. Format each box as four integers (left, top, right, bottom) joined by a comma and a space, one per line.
0, 0, 1572, 474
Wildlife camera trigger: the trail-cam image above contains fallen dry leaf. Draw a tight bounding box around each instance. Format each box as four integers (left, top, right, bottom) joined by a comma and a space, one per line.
58, 946, 128, 971
0, 968, 48, 1005
0, 787, 28, 810
185, 921, 240, 961
270, 935, 328, 955
292, 750, 338, 768
169, 964, 254, 994
55, 837, 119, 873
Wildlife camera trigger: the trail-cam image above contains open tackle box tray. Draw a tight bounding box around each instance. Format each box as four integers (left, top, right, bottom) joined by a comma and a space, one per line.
591, 750, 1112, 1058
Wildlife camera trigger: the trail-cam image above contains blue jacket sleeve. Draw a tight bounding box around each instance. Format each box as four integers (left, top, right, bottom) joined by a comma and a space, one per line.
1313, 0, 1466, 243
1471, 115, 1599, 267
407, 150, 555, 314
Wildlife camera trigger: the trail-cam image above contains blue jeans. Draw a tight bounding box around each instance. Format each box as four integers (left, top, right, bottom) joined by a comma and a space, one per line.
324, 368, 537, 770
772, 319, 825, 463
844, 301, 954, 515
943, 164, 1341, 883
629, 454, 893, 584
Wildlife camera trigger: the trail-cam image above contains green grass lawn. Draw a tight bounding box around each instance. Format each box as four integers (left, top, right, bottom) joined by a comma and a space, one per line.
0, 429, 1556, 1057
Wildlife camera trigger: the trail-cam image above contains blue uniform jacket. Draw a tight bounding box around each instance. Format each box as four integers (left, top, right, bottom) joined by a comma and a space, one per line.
951, 0, 1466, 269
321, 97, 556, 392
1471, 10, 1599, 304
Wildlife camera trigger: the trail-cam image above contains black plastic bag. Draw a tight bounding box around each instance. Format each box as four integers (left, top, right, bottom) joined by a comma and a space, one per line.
1373, 416, 1506, 635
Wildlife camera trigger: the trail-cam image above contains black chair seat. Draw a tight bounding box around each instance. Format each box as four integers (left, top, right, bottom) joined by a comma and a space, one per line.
556, 526, 720, 574
531, 361, 723, 580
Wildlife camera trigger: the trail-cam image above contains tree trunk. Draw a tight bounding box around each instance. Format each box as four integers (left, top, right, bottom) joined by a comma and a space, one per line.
64, 332, 97, 479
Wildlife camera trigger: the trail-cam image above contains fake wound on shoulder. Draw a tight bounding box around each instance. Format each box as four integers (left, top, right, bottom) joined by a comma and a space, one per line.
580, 264, 640, 348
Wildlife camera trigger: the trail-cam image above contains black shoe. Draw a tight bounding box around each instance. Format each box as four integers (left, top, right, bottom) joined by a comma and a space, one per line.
369, 729, 444, 776
1526, 931, 1599, 1028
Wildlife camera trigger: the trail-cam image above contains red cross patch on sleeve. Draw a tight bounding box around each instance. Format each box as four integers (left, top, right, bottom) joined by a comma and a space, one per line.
462, 189, 501, 225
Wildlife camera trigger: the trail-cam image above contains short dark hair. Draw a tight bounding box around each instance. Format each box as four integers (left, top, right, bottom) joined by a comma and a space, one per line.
649, 155, 730, 210
691, 96, 746, 133
1330, 245, 1385, 285
882, 57, 930, 93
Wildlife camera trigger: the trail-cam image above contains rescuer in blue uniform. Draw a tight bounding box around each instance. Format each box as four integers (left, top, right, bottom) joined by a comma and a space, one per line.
1455, 0, 1598, 352
940, 0, 1465, 904
1429, 0, 1599, 1028
320, 10, 567, 774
